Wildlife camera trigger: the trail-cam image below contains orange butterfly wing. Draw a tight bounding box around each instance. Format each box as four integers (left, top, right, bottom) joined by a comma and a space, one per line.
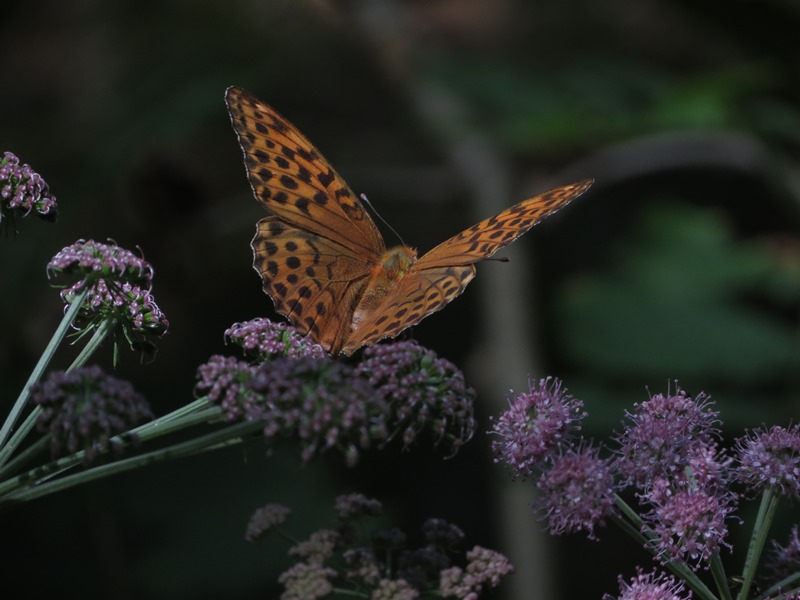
340, 180, 593, 354
226, 87, 387, 350
226, 86, 592, 355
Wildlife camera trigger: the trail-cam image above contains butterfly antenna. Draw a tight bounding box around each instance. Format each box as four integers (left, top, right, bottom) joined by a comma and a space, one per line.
360, 193, 406, 245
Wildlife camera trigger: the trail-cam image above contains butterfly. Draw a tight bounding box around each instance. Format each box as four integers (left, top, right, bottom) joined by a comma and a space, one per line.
225, 86, 592, 356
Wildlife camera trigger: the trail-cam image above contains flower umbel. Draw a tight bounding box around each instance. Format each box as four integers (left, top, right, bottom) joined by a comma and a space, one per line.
355, 341, 476, 456
490, 376, 586, 477
0, 151, 57, 226
646, 486, 734, 568
48, 240, 168, 355
198, 355, 385, 464
734, 424, 800, 499
248, 493, 513, 599
535, 442, 617, 540
32, 365, 152, 463
603, 568, 692, 600
615, 385, 720, 488
245, 503, 291, 542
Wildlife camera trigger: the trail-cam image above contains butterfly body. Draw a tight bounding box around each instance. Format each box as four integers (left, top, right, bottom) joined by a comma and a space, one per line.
227, 86, 592, 355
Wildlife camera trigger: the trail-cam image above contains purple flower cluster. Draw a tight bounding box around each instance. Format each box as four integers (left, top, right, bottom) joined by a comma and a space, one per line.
615, 387, 721, 488
603, 568, 691, 600
195, 337, 477, 464
335, 492, 383, 520
439, 546, 514, 599
196, 354, 380, 464
617, 387, 737, 566
647, 487, 733, 567
247, 493, 513, 599
734, 424, 800, 499
225, 318, 326, 361
490, 376, 586, 477
355, 340, 476, 455
769, 524, 800, 584
244, 503, 291, 542
31, 365, 152, 463
48, 240, 168, 352
0, 151, 57, 225
49, 239, 153, 285
490, 376, 800, 594
535, 443, 616, 540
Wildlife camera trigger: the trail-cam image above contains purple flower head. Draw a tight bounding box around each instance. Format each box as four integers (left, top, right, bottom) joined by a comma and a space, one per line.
490, 376, 586, 477
397, 546, 450, 590
768, 524, 800, 585
615, 385, 720, 489
535, 442, 617, 540
354, 341, 476, 456
289, 529, 341, 562
0, 151, 57, 226
195, 355, 260, 420
372, 578, 420, 600
48, 239, 153, 288
32, 365, 152, 463
335, 493, 383, 521
645, 486, 734, 568
244, 503, 291, 542
343, 547, 381, 584
645, 444, 734, 507
48, 240, 168, 354
602, 568, 692, 600
734, 424, 800, 498
278, 561, 337, 600
198, 355, 392, 464
422, 518, 465, 548
439, 546, 514, 599
225, 318, 326, 362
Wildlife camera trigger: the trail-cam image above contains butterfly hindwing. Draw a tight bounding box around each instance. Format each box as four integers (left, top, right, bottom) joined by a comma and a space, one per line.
342, 265, 476, 355
252, 217, 372, 345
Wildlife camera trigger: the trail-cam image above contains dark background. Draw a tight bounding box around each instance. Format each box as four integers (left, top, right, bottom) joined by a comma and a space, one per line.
2, 1, 800, 598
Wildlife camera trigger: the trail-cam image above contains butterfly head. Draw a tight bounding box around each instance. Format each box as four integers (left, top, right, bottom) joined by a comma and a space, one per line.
378, 245, 417, 282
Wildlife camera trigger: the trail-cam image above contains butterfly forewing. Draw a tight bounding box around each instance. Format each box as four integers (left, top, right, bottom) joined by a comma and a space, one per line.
416, 179, 593, 269
226, 86, 385, 257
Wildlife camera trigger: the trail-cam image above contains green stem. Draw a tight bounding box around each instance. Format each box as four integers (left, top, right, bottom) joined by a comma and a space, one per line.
710, 552, 733, 600
0, 317, 116, 473
0, 420, 263, 509
736, 488, 780, 600
0, 402, 222, 497
68, 317, 115, 370
0, 435, 50, 478
613, 494, 719, 600
759, 572, 800, 599
0, 287, 89, 460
